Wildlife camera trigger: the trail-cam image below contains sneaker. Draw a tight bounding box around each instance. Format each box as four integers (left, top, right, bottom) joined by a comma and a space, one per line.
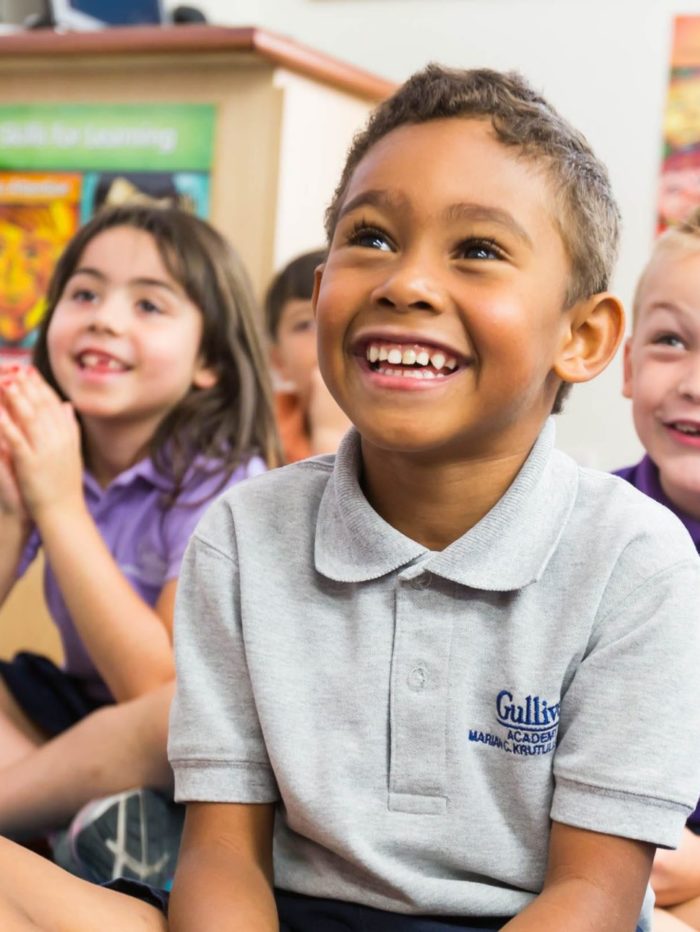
55, 788, 184, 887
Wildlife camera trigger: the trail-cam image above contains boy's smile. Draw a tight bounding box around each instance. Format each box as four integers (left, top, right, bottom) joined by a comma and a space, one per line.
314, 117, 578, 465
624, 247, 700, 518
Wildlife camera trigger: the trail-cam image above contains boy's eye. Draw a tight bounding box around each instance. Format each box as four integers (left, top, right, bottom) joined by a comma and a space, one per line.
291, 319, 315, 334
456, 238, 504, 261
347, 222, 393, 252
653, 333, 685, 349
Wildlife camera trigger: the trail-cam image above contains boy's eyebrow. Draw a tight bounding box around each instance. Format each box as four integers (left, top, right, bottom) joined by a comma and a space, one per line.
443, 203, 533, 247
337, 191, 532, 247
337, 189, 406, 221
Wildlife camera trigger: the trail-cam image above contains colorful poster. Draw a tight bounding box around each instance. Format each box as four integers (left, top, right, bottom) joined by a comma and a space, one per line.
659, 17, 700, 231
0, 103, 215, 356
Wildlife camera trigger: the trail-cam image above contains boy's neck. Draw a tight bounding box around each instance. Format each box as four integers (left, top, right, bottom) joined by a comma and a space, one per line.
359, 438, 535, 551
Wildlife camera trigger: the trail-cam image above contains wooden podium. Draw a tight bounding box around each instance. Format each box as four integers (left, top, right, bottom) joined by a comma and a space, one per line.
0, 24, 393, 661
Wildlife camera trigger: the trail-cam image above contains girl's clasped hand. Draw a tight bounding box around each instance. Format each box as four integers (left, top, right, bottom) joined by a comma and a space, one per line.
0, 365, 82, 522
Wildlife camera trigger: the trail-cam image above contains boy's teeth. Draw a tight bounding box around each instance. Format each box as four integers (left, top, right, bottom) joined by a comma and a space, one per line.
365, 341, 459, 374
674, 423, 700, 435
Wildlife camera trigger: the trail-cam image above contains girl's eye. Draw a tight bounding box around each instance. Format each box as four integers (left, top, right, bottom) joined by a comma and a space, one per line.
137, 298, 163, 315
347, 222, 393, 252
456, 238, 504, 261
71, 288, 98, 303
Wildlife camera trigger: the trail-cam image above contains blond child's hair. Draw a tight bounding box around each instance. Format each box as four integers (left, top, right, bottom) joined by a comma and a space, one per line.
632, 206, 700, 324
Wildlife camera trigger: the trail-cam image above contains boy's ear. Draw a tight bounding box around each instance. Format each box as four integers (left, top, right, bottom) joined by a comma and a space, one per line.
621, 337, 634, 399
553, 293, 625, 385
311, 263, 325, 316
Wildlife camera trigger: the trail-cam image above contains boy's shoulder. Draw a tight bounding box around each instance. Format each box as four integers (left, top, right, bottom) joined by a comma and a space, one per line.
192, 453, 336, 549
565, 459, 699, 577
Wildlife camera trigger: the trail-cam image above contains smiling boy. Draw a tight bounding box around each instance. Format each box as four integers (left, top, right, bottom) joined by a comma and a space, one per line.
617, 208, 700, 931
0, 63, 699, 932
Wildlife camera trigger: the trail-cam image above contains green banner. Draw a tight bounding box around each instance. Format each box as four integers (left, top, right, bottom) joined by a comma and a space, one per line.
0, 104, 215, 171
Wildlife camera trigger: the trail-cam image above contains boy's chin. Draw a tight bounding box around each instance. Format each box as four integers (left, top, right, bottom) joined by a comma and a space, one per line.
658, 459, 700, 519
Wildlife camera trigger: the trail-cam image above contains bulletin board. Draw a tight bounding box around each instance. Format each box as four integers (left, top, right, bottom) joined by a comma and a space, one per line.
659, 16, 700, 232
0, 103, 214, 360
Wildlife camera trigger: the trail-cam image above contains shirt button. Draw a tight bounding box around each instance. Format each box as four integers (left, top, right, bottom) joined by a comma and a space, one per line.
408, 665, 428, 691
410, 572, 431, 590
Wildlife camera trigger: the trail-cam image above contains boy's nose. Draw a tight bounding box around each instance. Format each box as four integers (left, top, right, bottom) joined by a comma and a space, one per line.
370, 259, 447, 314
678, 353, 700, 402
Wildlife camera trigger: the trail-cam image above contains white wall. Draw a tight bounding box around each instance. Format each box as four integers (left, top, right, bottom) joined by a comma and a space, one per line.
165, 0, 700, 468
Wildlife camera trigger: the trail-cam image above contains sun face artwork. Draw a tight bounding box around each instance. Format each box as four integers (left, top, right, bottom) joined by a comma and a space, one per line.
659, 18, 700, 232
0, 181, 80, 350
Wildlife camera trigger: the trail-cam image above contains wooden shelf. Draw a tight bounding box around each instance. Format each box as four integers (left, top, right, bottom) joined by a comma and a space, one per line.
0, 24, 395, 102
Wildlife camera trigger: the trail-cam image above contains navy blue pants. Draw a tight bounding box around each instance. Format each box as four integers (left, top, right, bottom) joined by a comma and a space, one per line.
110, 880, 646, 931
0, 652, 109, 736
109, 881, 510, 929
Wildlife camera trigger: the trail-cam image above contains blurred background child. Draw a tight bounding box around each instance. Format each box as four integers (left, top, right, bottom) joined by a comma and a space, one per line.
0, 204, 278, 886
616, 208, 700, 932
265, 249, 349, 461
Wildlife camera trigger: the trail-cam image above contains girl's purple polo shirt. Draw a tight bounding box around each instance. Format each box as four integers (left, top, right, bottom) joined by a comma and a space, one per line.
17, 454, 266, 701
616, 455, 700, 828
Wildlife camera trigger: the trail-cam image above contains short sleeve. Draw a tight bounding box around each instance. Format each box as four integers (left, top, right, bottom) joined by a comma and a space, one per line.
552, 558, 700, 848
161, 456, 266, 582
167, 498, 278, 804
15, 527, 40, 580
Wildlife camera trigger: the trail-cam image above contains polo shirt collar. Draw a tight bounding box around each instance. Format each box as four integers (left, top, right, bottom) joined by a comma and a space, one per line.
315, 419, 578, 591
83, 456, 171, 499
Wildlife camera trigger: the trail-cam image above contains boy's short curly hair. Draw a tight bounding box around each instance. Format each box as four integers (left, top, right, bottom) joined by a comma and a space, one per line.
324, 64, 621, 413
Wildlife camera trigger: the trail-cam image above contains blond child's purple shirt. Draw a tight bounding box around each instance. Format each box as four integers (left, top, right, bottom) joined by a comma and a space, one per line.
616, 455, 700, 827
17, 454, 266, 700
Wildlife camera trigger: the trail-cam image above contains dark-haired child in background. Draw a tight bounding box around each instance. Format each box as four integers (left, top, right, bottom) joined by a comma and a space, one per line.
0, 204, 277, 886
265, 249, 349, 461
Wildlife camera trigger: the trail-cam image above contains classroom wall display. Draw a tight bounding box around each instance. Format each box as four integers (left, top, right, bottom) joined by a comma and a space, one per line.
659, 16, 700, 232
0, 103, 214, 361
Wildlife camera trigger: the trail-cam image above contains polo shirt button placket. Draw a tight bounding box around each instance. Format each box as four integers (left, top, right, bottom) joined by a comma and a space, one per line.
388, 569, 451, 815
407, 665, 428, 691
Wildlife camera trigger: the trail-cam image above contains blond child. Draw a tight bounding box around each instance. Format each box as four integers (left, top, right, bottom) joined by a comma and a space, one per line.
617, 208, 700, 932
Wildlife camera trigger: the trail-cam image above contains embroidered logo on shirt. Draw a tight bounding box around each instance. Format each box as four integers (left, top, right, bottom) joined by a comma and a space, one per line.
468, 689, 560, 757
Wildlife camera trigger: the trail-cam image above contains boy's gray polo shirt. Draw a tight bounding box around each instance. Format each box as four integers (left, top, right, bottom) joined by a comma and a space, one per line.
169, 421, 700, 925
